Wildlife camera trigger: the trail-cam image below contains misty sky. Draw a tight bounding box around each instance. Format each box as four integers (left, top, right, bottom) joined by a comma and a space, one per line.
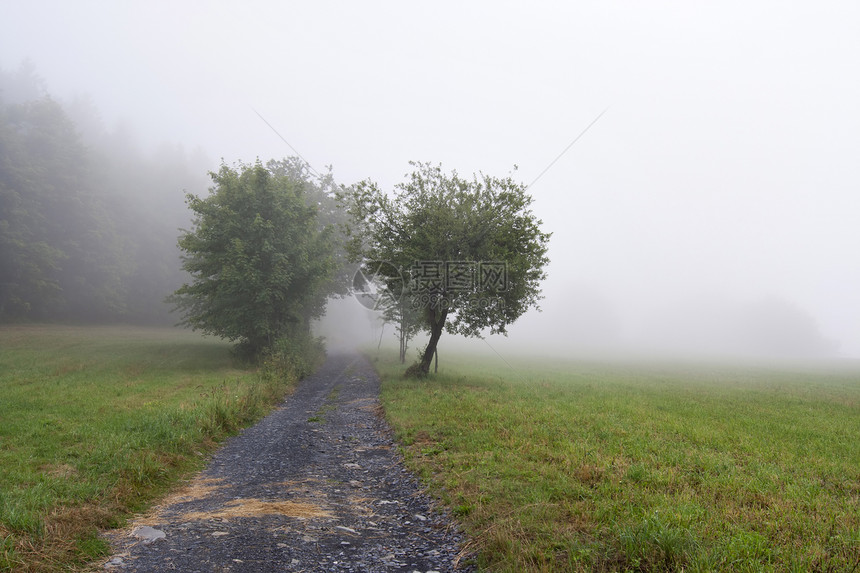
2, 1, 859, 357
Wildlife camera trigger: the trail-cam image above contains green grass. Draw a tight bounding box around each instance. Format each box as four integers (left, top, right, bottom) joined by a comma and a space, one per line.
0, 325, 302, 572
378, 351, 860, 572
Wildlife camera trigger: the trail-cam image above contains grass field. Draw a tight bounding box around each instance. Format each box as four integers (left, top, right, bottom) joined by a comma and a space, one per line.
0, 325, 299, 572
378, 350, 860, 572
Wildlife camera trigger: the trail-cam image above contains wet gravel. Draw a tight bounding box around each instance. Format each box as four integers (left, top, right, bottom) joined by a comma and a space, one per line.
104, 354, 475, 573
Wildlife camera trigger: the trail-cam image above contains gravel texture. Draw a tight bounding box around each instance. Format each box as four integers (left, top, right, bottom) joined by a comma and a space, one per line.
104, 354, 475, 572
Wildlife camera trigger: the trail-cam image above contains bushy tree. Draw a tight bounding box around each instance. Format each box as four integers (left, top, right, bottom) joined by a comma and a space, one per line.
265, 157, 354, 298
340, 161, 551, 376
170, 160, 336, 356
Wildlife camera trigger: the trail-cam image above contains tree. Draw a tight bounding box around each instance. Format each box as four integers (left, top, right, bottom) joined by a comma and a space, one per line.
0, 88, 127, 321
170, 160, 336, 356
364, 266, 421, 364
386, 294, 422, 364
0, 60, 212, 324
264, 157, 355, 298
0, 101, 63, 317
340, 161, 551, 376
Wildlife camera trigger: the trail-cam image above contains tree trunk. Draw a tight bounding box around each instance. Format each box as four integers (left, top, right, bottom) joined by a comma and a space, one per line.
399, 303, 410, 364
399, 314, 407, 363
417, 308, 447, 375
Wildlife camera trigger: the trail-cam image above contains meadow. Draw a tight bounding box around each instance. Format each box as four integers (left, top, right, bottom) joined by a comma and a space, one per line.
378, 350, 860, 572
0, 325, 301, 572
3, 326, 858, 572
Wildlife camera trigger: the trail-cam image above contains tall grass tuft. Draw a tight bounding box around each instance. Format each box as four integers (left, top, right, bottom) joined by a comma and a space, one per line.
613, 511, 699, 571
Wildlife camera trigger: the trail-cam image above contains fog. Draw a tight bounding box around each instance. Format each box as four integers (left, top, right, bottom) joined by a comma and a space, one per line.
3, 1, 859, 359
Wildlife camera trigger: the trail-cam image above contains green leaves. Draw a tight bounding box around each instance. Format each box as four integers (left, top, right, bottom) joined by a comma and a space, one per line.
171, 160, 338, 356
339, 161, 551, 375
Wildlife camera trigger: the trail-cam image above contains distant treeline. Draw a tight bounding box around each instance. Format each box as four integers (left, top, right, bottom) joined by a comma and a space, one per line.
0, 61, 210, 324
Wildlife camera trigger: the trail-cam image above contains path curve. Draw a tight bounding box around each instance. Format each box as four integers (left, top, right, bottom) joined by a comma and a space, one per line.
104, 354, 474, 572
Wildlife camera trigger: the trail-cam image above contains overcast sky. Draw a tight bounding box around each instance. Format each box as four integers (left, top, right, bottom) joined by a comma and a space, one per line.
3, 1, 859, 357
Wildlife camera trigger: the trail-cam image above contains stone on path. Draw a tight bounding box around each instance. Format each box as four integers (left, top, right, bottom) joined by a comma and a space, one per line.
131, 526, 166, 544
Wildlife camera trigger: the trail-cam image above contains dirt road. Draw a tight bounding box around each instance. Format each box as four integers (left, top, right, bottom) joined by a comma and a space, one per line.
104, 354, 473, 572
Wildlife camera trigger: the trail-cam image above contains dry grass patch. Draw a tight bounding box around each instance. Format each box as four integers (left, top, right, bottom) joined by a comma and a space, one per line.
128, 477, 227, 528
344, 496, 378, 520
3, 504, 115, 573
38, 464, 78, 480
159, 478, 225, 506
181, 498, 332, 521
346, 397, 378, 411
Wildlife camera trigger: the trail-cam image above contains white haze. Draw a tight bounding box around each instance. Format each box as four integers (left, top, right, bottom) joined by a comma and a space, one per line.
2, 1, 859, 359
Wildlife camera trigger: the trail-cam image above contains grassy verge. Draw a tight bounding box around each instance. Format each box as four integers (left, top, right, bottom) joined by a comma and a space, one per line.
0, 325, 314, 572
378, 351, 860, 572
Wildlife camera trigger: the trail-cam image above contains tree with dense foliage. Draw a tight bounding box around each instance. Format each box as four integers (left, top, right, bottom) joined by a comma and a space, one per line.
170, 160, 337, 357
340, 161, 551, 376
265, 157, 354, 298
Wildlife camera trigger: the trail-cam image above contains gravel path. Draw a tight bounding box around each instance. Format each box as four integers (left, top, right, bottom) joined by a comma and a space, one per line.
104, 354, 475, 573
